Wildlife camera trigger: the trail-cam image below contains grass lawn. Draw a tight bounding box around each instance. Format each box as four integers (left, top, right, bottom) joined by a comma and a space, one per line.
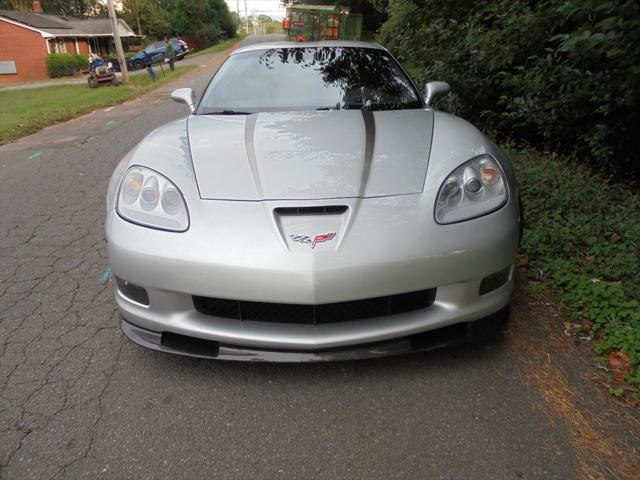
0, 65, 195, 144
511, 146, 640, 401
190, 35, 247, 58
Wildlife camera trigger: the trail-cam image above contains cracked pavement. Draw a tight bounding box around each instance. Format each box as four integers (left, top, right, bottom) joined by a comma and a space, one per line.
2, 35, 638, 479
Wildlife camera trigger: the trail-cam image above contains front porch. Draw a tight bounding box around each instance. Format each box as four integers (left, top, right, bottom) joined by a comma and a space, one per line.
46, 36, 142, 58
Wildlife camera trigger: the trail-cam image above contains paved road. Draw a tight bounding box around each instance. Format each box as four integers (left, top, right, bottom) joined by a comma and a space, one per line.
1, 35, 638, 480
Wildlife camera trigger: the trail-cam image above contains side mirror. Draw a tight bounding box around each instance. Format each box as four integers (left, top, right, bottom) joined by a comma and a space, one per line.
424, 81, 451, 107
171, 87, 195, 113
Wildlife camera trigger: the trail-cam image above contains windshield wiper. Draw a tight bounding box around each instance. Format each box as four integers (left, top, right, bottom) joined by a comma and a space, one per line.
204, 110, 250, 115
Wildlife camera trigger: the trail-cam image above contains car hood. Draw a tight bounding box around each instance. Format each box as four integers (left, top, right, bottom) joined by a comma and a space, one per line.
187, 110, 434, 200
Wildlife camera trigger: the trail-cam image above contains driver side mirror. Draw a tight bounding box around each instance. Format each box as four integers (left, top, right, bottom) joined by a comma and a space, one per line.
424, 81, 451, 107
171, 87, 196, 113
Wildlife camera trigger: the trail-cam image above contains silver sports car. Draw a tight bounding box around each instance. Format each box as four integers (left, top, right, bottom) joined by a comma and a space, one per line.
106, 41, 521, 362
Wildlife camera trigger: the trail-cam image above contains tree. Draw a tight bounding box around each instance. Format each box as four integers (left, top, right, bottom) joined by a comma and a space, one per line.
0, 0, 31, 10
42, 0, 103, 16
377, 0, 640, 174
172, 0, 235, 45
121, 0, 171, 38
0, 0, 104, 16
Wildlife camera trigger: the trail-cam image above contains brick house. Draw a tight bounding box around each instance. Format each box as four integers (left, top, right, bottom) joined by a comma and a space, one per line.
0, 9, 138, 84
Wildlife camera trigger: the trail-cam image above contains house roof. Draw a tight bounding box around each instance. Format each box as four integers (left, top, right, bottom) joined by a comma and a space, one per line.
0, 10, 137, 37
67, 18, 136, 36
0, 10, 69, 29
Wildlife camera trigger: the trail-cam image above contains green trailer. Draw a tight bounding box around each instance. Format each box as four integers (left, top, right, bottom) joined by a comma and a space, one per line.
283, 4, 363, 42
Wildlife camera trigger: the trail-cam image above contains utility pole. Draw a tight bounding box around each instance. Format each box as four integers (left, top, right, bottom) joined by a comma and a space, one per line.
236, 0, 240, 35
107, 0, 129, 83
244, 0, 249, 34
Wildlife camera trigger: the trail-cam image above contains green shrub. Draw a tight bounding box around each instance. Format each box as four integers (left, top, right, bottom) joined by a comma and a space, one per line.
74, 54, 89, 71
511, 146, 640, 386
378, 0, 640, 176
46, 53, 84, 78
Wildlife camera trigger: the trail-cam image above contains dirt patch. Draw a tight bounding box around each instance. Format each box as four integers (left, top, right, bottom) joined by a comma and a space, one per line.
506, 280, 640, 480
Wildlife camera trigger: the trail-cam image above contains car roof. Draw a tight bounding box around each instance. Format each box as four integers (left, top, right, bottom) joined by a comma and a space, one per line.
232, 41, 387, 55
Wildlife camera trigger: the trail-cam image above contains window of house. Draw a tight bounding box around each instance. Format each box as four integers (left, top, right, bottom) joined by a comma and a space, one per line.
0, 61, 17, 75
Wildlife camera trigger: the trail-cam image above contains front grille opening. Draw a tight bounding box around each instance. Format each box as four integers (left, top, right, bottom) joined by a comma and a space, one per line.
161, 332, 220, 357
275, 205, 348, 216
193, 289, 436, 325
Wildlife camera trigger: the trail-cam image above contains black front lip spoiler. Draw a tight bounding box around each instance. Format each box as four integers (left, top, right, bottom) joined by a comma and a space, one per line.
120, 307, 510, 363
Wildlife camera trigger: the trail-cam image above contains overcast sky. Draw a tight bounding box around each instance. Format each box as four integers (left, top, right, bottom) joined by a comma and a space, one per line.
224, 0, 286, 19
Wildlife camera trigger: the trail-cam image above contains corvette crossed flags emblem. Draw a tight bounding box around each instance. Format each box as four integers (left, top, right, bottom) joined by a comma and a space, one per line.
288, 233, 336, 249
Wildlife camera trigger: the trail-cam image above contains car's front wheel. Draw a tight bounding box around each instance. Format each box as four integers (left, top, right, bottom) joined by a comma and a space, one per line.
131, 59, 145, 71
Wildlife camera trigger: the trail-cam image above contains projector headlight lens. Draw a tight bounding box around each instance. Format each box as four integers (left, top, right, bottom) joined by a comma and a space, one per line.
435, 155, 507, 224
116, 166, 189, 232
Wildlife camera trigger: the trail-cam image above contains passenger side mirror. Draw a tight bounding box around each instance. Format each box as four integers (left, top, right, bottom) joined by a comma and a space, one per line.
171, 87, 196, 113
424, 81, 451, 107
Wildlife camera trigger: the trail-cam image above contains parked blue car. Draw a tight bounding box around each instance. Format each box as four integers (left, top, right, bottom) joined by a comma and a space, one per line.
128, 38, 188, 70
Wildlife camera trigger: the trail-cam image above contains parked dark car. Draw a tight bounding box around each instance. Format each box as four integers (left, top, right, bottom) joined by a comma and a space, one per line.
128, 38, 188, 70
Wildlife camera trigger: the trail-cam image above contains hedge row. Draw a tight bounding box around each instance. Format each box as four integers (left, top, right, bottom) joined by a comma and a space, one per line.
46, 53, 89, 78
377, 0, 640, 176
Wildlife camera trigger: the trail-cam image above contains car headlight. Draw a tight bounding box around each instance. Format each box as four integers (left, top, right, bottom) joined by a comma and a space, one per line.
116, 166, 189, 232
435, 155, 508, 224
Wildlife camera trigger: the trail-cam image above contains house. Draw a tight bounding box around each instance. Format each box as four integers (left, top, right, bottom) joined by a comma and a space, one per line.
0, 5, 138, 84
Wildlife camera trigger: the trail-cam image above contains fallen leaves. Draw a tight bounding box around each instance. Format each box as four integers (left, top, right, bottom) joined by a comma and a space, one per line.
607, 351, 631, 371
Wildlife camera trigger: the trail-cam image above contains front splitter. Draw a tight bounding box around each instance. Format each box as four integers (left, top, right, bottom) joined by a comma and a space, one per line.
120, 307, 510, 362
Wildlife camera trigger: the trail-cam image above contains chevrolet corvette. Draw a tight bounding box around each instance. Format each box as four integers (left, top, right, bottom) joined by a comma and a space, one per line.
106, 41, 521, 361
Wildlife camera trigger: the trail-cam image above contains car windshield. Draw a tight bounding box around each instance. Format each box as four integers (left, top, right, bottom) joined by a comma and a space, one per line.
198, 46, 423, 114
145, 41, 163, 52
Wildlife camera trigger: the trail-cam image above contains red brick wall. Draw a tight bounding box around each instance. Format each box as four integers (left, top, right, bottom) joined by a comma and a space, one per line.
0, 19, 49, 83
77, 39, 89, 55
64, 38, 75, 54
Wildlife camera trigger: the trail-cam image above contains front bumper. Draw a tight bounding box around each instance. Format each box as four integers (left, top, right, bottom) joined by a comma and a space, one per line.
107, 193, 519, 359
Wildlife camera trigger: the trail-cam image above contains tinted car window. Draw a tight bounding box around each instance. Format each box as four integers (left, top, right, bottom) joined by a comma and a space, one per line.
145, 41, 164, 51
198, 47, 423, 113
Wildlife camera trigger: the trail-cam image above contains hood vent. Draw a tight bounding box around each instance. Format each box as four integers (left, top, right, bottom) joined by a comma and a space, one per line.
275, 206, 348, 216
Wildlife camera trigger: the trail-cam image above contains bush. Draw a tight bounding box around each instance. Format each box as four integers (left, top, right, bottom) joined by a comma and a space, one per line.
74, 54, 89, 71
46, 53, 87, 78
511, 146, 640, 390
378, 0, 640, 177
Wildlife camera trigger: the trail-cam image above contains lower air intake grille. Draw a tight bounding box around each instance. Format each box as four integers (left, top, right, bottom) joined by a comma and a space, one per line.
193, 289, 436, 325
